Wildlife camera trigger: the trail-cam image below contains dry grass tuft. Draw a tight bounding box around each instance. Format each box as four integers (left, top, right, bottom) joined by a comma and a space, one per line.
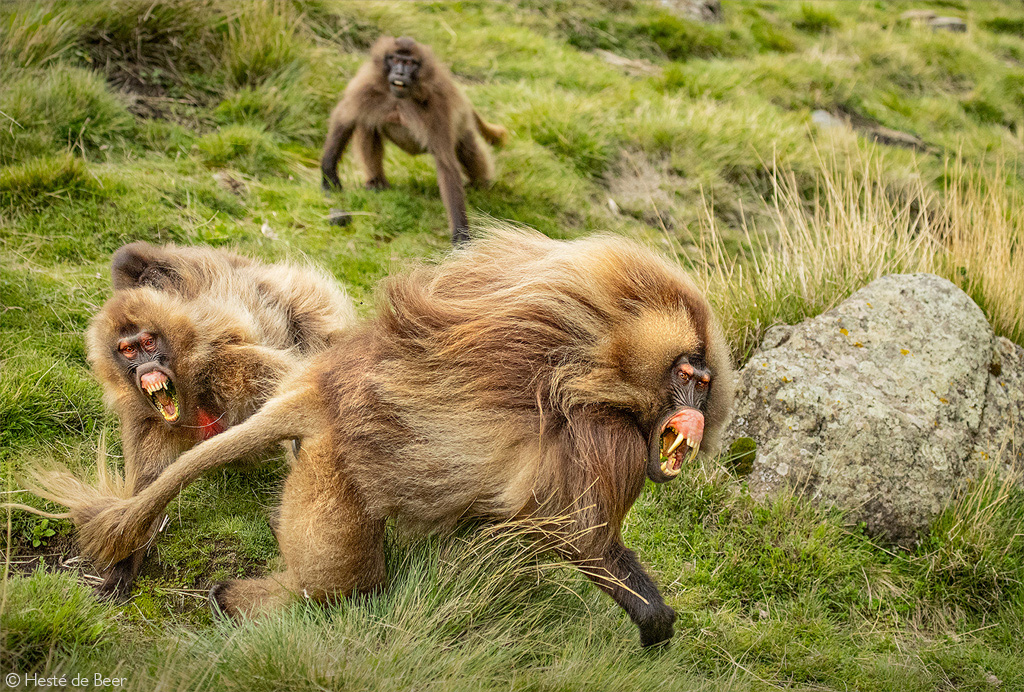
689, 151, 1024, 358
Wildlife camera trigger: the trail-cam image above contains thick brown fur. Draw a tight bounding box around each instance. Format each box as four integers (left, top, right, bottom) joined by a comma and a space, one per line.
21, 242, 357, 596
321, 36, 508, 244
61, 228, 735, 646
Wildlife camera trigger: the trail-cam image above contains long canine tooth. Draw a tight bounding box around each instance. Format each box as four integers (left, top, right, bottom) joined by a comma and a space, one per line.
664, 431, 687, 456
686, 439, 702, 463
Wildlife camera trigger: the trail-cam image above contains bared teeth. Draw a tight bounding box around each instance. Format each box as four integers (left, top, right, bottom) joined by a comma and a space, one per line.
660, 433, 701, 477
664, 431, 686, 457
686, 438, 701, 463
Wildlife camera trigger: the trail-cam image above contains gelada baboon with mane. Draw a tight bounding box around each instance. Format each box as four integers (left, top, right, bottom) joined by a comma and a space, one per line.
55, 228, 734, 647
321, 36, 508, 244
19, 242, 356, 596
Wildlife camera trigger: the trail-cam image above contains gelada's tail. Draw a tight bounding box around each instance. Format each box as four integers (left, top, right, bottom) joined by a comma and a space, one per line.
474, 110, 509, 148
2, 432, 129, 521
18, 386, 315, 569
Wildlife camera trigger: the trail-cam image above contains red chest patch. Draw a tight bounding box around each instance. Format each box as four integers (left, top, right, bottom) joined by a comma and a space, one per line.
196, 408, 226, 441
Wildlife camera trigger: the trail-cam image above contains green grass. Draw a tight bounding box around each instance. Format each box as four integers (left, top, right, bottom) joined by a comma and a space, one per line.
0, 65, 134, 164
0, 153, 97, 212
2, 568, 117, 668
194, 124, 293, 177
2, 1, 1023, 690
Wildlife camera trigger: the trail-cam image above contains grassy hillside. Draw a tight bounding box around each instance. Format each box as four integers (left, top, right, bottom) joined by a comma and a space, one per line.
2, 1, 1023, 690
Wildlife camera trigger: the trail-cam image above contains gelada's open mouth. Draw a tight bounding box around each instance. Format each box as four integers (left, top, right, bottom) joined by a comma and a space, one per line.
140, 370, 180, 423
656, 409, 704, 479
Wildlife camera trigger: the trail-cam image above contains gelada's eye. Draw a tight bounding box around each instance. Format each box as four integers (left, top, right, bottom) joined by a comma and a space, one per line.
141, 334, 156, 352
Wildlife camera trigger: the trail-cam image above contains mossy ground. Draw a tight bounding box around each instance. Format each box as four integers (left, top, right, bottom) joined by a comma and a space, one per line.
2, 1, 1024, 690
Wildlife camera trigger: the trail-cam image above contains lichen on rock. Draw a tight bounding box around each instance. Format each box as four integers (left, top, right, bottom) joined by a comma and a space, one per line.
724, 273, 1022, 545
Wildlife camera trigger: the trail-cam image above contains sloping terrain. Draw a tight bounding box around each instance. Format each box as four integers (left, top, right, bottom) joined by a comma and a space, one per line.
2, 2, 1023, 690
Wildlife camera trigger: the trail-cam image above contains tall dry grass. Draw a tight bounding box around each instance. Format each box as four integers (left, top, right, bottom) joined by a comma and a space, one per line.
940, 159, 1024, 346
690, 152, 1023, 358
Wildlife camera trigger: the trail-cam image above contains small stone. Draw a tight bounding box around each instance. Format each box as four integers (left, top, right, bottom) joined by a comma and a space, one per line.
930, 16, 967, 33
812, 109, 846, 130
594, 50, 660, 77
658, 0, 722, 23
867, 125, 928, 151
328, 209, 353, 227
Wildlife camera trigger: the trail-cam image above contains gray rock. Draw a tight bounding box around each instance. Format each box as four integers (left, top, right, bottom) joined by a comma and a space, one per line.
724, 274, 1022, 544
811, 109, 846, 130
930, 17, 967, 33
900, 11, 967, 33
658, 0, 722, 23
811, 109, 932, 153
971, 337, 1024, 474
593, 49, 661, 77
865, 124, 929, 152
